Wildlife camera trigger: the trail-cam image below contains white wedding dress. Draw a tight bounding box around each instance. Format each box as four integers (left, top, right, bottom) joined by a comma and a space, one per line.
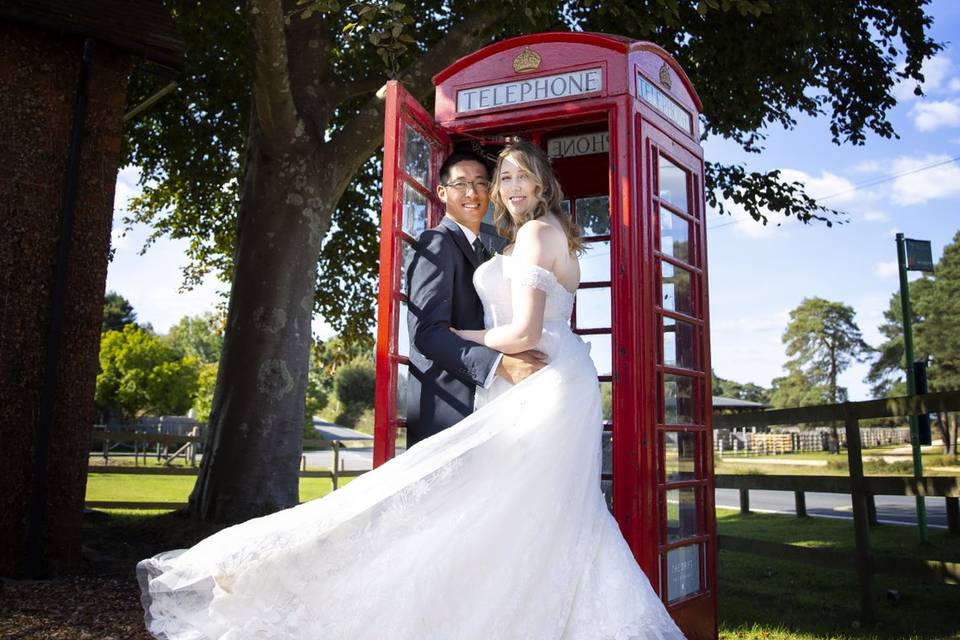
137, 254, 685, 640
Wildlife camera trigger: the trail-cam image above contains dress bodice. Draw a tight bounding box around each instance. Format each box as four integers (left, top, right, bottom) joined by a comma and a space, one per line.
473, 254, 575, 330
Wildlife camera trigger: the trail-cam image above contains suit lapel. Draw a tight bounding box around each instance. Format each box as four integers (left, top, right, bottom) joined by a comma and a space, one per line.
440, 216, 481, 268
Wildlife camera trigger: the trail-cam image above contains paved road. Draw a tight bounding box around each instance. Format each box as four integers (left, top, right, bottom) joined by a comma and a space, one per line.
302, 447, 376, 472
715, 488, 950, 528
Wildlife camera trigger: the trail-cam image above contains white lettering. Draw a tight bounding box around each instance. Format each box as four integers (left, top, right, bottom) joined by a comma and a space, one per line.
456, 67, 604, 113
635, 73, 693, 134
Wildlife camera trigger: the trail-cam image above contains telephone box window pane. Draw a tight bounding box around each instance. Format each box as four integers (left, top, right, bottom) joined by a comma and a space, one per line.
396, 364, 409, 419
661, 261, 692, 315
577, 195, 610, 236
402, 183, 429, 238
576, 287, 611, 329
664, 374, 695, 424
664, 431, 697, 483
659, 156, 688, 213
663, 316, 696, 370
601, 479, 613, 512
664, 488, 698, 543
666, 544, 701, 602
660, 207, 691, 264
602, 430, 612, 476
599, 381, 613, 421
398, 300, 410, 358
582, 333, 612, 376
404, 124, 431, 186
560, 200, 570, 216
400, 239, 416, 295
582, 240, 611, 282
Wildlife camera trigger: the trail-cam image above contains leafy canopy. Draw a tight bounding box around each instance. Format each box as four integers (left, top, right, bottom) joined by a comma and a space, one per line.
122, 1, 941, 343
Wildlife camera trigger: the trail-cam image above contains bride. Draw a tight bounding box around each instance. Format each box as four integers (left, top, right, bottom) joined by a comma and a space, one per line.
137, 140, 685, 640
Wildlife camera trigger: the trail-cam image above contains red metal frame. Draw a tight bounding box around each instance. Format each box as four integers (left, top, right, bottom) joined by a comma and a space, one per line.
374, 32, 716, 640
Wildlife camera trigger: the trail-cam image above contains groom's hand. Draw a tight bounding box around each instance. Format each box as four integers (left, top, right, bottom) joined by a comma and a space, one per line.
496, 350, 548, 385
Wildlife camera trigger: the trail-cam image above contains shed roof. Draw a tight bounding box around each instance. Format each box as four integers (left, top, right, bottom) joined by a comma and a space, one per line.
2, 0, 185, 69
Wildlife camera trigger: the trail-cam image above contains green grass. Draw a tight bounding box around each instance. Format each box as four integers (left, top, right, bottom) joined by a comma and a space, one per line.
716, 509, 960, 639
85, 473, 352, 506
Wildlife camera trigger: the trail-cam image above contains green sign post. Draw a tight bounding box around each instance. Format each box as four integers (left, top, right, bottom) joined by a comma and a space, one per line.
895, 233, 934, 543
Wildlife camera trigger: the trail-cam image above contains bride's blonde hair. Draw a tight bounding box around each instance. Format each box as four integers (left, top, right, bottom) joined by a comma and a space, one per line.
490, 140, 584, 255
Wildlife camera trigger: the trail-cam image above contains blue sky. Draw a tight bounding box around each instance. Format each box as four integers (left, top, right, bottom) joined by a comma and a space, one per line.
107, 1, 959, 401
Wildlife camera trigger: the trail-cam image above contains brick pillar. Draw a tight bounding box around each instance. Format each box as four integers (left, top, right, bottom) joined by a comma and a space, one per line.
0, 22, 131, 576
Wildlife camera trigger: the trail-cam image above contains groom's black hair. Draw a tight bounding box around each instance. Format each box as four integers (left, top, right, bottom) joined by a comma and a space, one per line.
439, 148, 491, 184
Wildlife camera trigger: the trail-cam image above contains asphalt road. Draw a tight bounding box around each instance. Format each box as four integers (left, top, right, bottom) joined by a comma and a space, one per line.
301, 449, 950, 528
715, 488, 950, 528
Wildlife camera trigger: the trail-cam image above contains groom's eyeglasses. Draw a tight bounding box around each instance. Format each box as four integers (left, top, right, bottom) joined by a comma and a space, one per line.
443, 180, 491, 194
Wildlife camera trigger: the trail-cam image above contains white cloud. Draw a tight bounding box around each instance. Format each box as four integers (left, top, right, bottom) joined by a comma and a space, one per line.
891, 154, 960, 205
874, 261, 899, 279
892, 52, 954, 102
861, 210, 889, 222
910, 99, 960, 131
950, 78, 960, 92
110, 226, 131, 249
851, 159, 883, 174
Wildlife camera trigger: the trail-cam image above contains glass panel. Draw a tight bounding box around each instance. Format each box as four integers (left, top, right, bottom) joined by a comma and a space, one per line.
396, 426, 408, 453
576, 196, 610, 236
661, 261, 692, 315
575, 287, 611, 329
403, 124, 431, 186
664, 431, 697, 483
582, 333, 612, 377
662, 316, 696, 370
581, 240, 611, 283
663, 374, 695, 424
396, 364, 409, 419
400, 238, 417, 295
659, 155, 688, 213
560, 200, 570, 216
398, 300, 410, 358
599, 381, 613, 421
601, 431, 612, 476
666, 544, 701, 602
664, 488, 698, 542
660, 207, 691, 263
402, 183, 429, 238
601, 479, 613, 512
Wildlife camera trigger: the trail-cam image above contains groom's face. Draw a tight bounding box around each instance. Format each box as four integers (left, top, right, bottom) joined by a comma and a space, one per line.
438, 160, 490, 232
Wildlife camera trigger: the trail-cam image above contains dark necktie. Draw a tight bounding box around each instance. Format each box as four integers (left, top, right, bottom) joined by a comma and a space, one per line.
472, 238, 489, 263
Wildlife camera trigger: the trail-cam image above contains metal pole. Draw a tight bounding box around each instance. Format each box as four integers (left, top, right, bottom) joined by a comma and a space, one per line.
896, 233, 928, 543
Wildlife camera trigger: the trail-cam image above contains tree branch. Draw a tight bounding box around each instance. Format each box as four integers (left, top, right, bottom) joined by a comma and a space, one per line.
249, 0, 303, 152
324, 9, 506, 188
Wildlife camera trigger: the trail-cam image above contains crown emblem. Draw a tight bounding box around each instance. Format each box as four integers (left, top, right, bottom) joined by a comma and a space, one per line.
658, 62, 673, 89
512, 48, 542, 73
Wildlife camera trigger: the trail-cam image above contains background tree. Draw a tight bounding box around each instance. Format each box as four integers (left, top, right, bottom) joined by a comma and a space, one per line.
101, 291, 138, 333
121, 1, 940, 521
772, 298, 871, 449
333, 359, 376, 428
712, 370, 770, 404
864, 282, 933, 398
96, 325, 201, 419
165, 312, 225, 364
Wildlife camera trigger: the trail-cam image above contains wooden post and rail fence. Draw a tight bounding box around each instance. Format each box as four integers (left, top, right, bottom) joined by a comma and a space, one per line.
87, 390, 960, 621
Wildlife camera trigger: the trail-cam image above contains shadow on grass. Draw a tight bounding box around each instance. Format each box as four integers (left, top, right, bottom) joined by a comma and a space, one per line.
718, 511, 960, 639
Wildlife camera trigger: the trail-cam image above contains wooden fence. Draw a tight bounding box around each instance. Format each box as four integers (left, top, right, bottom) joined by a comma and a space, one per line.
713, 389, 960, 623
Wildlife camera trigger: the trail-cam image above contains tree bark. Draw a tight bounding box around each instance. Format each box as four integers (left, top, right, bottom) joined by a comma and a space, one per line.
189, 0, 503, 522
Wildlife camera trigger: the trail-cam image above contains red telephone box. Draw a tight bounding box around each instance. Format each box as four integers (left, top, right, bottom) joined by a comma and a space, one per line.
374, 32, 716, 640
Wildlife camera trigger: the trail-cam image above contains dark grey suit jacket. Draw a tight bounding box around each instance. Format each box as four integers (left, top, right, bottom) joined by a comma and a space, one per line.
405, 217, 507, 447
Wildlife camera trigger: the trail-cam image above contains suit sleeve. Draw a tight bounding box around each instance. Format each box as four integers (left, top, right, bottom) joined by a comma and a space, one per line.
407, 229, 500, 387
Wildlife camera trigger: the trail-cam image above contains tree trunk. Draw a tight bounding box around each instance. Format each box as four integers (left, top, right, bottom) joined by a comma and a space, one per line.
935, 411, 951, 456
188, 120, 330, 521
186, 2, 502, 522
949, 413, 958, 457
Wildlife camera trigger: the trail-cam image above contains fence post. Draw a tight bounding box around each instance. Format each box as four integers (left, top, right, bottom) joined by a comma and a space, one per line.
844, 408, 875, 624
739, 488, 750, 514
947, 497, 959, 534
794, 491, 807, 518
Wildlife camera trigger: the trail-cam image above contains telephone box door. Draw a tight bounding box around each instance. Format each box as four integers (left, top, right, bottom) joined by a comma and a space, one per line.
374, 81, 450, 466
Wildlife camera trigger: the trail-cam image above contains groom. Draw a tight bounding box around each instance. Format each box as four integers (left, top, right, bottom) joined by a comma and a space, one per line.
405, 150, 545, 448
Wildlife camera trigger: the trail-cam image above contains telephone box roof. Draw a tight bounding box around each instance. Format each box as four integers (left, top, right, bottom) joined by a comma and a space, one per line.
433, 31, 701, 113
